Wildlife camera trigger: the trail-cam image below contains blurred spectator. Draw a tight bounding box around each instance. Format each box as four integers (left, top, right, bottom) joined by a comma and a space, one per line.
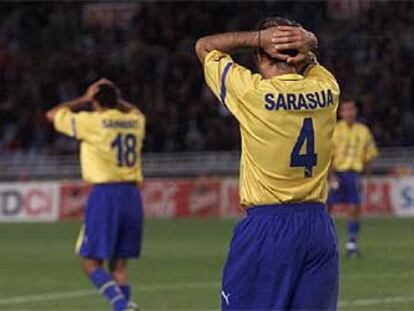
0, 1, 412, 154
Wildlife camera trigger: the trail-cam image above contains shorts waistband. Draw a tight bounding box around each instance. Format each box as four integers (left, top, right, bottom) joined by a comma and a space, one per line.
246, 203, 325, 216
336, 170, 360, 174
93, 182, 137, 188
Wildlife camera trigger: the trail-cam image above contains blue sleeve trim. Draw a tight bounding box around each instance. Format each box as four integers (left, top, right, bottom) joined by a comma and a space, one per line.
220, 62, 233, 106
71, 118, 77, 138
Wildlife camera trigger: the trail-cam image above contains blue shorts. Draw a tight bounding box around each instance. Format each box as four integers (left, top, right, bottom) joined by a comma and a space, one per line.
221, 203, 339, 310
76, 183, 144, 260
328, 171, 362, 205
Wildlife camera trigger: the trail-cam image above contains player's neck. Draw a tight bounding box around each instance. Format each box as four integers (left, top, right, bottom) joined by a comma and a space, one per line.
261, 66, 297, 79
345, 120, 356, 127
93, 105, 112, 112
95, 107, 107, 112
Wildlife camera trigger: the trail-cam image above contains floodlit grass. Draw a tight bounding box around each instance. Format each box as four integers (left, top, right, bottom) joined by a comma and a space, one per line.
0, 218, 413, 310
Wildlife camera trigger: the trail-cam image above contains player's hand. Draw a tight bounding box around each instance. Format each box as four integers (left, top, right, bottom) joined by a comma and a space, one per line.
84, 81, 100, 101
84, 78, 114, 101
329, 174, 340, 190
271, 26, 318, 65
289, 51, 319, 73
272, 26, 318, 52
259, 27, 289, 62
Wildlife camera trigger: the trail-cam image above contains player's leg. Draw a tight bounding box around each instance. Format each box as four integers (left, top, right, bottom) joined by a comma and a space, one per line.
80, 256, 132, 311
344, 172, 362, 257
112, 184, 144, 307
327, 172, 345, 214
289, 209, 339, 310
82, 257, 103, 275
81, 257, 130, 310
346, 203, 361, 256
109, 259, 130, 301
77, 185, 130, 311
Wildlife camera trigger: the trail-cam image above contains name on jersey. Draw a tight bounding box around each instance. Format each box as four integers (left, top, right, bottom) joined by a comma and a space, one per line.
264, 89, 334, 111
102, 119, 139, 129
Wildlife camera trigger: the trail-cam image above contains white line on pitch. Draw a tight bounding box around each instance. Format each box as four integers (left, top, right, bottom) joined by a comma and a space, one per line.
339, 295, 414, 306
0, 281, 412, 308
0, 281, 219, 305
343, 272, 414, 280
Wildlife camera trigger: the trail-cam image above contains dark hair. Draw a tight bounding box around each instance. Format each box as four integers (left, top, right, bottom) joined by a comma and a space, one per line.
256, 16, 302, 62
93, 84, 119, 108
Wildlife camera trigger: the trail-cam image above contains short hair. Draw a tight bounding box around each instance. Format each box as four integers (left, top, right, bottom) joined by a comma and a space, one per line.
93, 84, 119, 108
256, 17, 302, 62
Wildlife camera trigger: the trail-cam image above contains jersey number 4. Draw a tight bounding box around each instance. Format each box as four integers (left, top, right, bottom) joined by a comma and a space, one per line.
290, 118, 317, 178
111, 133, 137, 167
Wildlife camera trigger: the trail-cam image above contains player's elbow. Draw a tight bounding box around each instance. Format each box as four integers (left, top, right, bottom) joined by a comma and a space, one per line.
195, 37, 209, 64
195, 37, 205, 52
45, 110, 55, 123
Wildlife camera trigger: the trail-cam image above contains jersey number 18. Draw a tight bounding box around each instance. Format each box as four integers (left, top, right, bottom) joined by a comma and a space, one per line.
111, 133, 137, 167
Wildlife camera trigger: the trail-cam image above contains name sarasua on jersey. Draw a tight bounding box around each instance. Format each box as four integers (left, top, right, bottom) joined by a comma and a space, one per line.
264, 89, 334, 111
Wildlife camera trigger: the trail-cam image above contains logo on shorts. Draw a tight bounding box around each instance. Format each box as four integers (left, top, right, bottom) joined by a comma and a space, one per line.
221, 290, 231, 306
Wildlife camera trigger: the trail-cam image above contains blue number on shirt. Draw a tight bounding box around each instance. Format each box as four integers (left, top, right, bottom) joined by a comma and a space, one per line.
111, 133, 137, 167
290, 118, 317, 178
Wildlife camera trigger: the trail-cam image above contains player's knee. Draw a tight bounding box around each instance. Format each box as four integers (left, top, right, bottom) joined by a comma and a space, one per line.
81, 259, 102, 276
349, 205, 360, 219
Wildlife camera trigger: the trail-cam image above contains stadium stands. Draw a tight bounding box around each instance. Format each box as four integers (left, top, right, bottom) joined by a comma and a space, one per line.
0, 1, 412, 155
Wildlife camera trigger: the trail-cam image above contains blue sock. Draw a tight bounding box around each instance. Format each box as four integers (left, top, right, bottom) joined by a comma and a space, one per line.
347, 220, 360, 243
120, 285, 130, 301
89, 268, 128, 311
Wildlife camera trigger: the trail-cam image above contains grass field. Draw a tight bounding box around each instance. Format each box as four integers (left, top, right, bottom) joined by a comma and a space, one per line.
0, 218, 413, 310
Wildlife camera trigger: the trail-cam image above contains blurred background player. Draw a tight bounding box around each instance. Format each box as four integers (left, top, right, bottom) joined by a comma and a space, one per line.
328, 99, 378, 257
46, 79, 145, 311
196, 18, 340, 310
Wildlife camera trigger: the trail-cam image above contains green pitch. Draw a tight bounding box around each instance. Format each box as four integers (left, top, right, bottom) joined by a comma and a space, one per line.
0, 218, 413, 310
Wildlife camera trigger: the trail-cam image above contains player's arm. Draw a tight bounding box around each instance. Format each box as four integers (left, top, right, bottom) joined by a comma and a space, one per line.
196, 32, 265, 112
45, 78, 104, 122
196, 26, 317, 117
271, 27, 339, 83
328, 138, 340, 189
118, 98, 139, 113
196, 27, 290, 64
45, 96, 90, 123
45, 80, 105, 138
363, 129, 379, 173
45, 95, 92, 139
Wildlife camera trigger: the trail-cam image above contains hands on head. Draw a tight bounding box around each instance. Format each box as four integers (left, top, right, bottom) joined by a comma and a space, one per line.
45, 77, 116, 122
84, 78, 116, 102
259, 26, 318, 68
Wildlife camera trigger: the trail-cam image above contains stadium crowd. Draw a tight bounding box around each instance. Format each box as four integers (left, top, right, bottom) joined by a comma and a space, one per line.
0, 2, 412, 154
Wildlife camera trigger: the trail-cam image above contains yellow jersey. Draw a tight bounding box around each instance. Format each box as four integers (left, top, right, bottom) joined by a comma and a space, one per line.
54, 107, 145, 184
331, 120, 378, 172
204, 50, 340, 207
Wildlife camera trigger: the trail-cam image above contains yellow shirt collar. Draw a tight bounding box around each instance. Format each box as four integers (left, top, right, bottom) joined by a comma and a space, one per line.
273, 73, 304, 81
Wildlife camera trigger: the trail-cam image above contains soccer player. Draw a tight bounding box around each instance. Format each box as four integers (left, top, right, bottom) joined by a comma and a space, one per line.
46, 79, 145, 311
196, 17, 340, 310
328, 99, 378, 257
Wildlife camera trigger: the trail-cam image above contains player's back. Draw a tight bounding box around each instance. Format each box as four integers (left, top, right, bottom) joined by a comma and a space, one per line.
203, 50, 340, 207
239, 69, 339, 206
54, 107, 145, 184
